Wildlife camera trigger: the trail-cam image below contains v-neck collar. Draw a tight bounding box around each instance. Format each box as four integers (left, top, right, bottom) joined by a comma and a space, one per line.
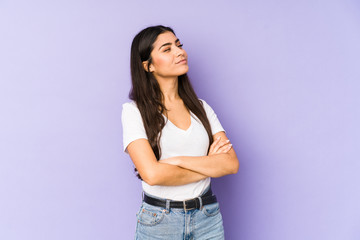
162, 113, 193, 132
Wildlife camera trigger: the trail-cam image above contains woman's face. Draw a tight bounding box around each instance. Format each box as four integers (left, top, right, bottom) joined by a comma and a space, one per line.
146, 31, 188, 79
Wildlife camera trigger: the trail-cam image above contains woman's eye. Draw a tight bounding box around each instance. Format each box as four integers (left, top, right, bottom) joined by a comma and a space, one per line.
163, 44, 183, 52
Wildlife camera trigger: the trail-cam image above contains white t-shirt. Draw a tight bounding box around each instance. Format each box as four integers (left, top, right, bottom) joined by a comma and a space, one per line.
121, 99, 225, 201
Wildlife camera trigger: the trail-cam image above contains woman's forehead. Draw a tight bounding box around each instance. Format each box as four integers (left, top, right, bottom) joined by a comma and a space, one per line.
153, 32, 178, 47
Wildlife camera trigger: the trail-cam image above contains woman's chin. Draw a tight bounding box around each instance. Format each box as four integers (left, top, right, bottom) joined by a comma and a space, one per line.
178, 66, 189, 75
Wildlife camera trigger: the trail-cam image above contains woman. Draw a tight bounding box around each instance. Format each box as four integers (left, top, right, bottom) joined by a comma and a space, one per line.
121, 25, 239, 239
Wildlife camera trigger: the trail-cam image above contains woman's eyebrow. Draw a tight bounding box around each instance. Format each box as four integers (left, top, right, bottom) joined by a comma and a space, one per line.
158, 39, 180, 50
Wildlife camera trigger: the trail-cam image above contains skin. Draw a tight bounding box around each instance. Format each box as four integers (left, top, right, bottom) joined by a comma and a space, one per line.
127, 31, 239, 186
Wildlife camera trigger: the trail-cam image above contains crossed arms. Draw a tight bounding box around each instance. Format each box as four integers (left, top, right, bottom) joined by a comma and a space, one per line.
126, 131, 239, 186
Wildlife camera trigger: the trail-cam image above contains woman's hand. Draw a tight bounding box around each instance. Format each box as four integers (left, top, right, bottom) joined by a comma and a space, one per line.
208, 136, 232, 156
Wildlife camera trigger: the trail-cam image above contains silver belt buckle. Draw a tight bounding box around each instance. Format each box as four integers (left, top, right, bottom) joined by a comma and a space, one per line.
183, 199, 196, 211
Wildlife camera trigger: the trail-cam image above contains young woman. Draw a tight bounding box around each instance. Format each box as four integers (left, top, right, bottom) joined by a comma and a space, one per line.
121, 25, 239, 240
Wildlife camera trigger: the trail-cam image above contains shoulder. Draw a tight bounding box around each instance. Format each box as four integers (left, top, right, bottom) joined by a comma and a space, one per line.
121, 101, 142, 119
198, 98, 213, 112
198, 98, 225, 133
198, 98, 221, 119
122, 101, 137, 109
198, 98, 207, 106
122, 101, 140, 113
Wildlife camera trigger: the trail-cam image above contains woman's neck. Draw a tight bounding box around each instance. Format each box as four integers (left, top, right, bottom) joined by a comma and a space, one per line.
157, 76, 180, 103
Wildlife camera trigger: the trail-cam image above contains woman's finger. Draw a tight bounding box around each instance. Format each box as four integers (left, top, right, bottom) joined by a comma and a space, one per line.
217, 143, 232, 153
212, 140, 223, 153
213, 139, 230, 153
209, 136, 221, 153
208, 142, 232, 155
209, 137, 232, 155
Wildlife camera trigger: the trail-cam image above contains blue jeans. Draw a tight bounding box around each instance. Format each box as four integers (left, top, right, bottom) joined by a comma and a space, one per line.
134, 195, 225, 239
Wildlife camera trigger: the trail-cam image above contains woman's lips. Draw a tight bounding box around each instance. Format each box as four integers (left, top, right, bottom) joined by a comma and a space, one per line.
176, 59, 187, 64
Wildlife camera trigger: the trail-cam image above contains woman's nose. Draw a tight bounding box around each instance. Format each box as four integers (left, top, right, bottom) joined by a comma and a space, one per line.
175, 46, 184, 56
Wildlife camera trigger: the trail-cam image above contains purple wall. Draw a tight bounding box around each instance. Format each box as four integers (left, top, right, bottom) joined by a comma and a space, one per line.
1, 1, 359, 239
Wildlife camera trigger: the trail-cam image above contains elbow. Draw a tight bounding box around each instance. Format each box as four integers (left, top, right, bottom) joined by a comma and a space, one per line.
138, 162, 167, 186
228, 157, 239, 175
228, 152, 239, 174
143, 177, 156, 186
141, 171, 159, 186
231, 161, 239, 174
212, 157, 239, 178
145, 180, 157, 186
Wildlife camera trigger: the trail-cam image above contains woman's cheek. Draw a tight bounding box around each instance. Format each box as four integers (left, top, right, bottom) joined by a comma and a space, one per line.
154, 56, 171, 68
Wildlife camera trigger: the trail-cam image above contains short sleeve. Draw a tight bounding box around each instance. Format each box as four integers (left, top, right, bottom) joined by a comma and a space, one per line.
200, 99, 226, 135
121, 102, 148, 153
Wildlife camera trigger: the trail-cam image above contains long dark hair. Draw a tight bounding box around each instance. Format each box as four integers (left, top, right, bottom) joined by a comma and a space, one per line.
129, 25, 214, 178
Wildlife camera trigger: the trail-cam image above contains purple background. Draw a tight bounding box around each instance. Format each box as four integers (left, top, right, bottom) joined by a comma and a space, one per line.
1, 1, 359, 239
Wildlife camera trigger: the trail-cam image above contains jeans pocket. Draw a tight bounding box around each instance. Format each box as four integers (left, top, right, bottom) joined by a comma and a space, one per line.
202, 202, 220, 217
137, 203, 166, 226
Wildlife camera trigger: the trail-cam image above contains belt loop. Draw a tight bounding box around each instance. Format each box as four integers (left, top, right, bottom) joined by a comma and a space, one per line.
142, 191, 144, 202
197, 197, 203, 210
183, 200, 187, 213
165, 199, 170, 213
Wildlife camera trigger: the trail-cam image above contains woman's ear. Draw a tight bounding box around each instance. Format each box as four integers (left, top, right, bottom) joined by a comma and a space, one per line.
142, 61, 153, 72
142, 61, 148, 72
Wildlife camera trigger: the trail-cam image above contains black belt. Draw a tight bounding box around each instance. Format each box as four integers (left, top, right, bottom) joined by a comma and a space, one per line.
143, 187, 217, 211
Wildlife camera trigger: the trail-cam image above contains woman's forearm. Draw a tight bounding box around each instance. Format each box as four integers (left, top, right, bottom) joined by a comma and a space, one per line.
161, 152, 239, 178
127, 139, 208, 186
143, 162, 208, 186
